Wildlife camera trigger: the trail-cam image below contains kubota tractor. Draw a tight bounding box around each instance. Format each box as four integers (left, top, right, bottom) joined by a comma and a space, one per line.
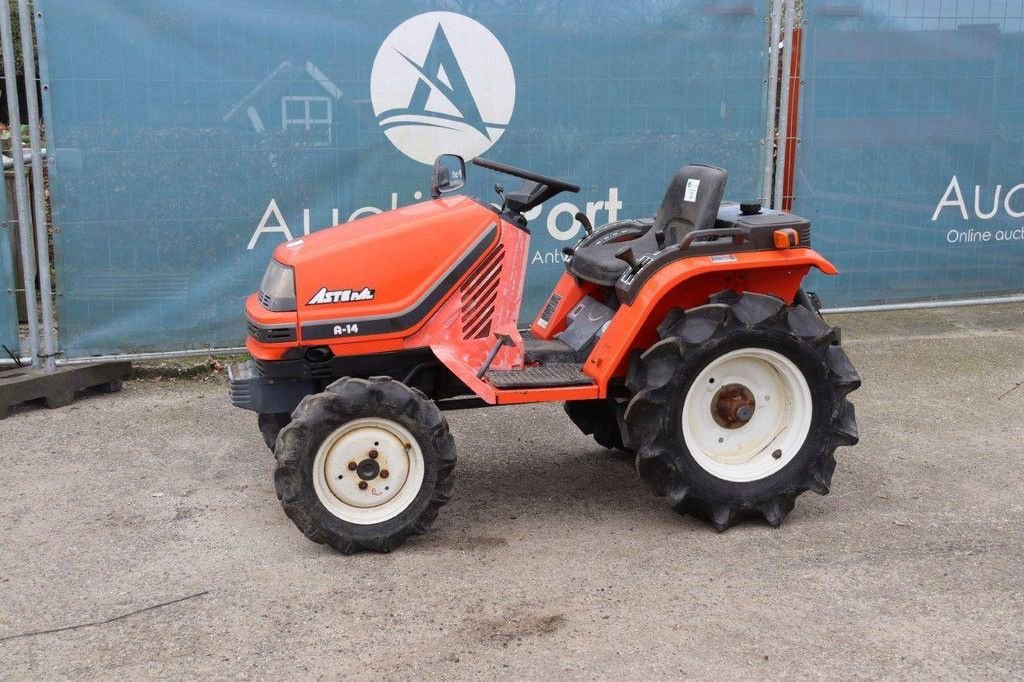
229, 155, 861, 554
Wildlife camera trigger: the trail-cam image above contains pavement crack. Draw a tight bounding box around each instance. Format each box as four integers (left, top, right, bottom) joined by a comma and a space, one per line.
997, 378, 1023, 401
0, 590, 209, 643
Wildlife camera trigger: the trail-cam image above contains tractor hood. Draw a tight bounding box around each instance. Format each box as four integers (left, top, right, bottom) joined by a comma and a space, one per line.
274, 195, 501, 342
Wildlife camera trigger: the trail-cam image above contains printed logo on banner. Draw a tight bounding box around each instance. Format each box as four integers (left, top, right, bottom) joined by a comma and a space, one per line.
222, 60, 343, 147
370, 12, 516, 165
933, 175, 1024, 246
245, 10, 622, 259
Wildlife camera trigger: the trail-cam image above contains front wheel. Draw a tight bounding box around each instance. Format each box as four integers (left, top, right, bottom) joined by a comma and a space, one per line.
258, 412, 290, 452
274, 377, 456, 554
624, 292, 861, 530
564, 399, 632, 453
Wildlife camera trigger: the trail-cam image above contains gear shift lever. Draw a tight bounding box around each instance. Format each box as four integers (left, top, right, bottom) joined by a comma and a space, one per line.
575, 211, 593, 235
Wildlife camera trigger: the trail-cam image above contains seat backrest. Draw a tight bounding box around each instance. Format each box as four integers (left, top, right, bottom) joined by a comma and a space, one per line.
653, 164, 728, 245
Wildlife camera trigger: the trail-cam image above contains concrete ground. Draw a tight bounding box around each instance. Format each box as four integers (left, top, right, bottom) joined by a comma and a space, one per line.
1, 304, 1022, 679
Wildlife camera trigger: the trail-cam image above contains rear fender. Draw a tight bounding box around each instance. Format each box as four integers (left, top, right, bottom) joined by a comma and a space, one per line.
584, 248, 837, 390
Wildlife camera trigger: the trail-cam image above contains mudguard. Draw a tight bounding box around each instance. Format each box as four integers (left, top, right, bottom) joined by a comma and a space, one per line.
582, 248, 838, 390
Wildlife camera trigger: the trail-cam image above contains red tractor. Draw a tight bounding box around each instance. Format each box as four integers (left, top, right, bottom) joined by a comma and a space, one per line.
229, 155, 860, 554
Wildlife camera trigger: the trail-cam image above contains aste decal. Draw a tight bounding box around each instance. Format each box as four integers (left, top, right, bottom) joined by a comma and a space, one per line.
308, 287, 376, 305
370, 11, 515, 165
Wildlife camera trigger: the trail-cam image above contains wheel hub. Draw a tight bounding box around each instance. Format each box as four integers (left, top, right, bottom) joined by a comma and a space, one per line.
312, 418, 424, 524
681, 348, 812, 483
710, 383, 756, 428
356, 458, 381, 481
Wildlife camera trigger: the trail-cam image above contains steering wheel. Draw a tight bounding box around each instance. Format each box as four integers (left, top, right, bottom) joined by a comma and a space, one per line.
471, 157, 580, 193
471, 157, 579, 215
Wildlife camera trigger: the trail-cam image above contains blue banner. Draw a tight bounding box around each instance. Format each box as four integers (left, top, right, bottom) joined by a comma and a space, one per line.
39, 0, 769, 356
797, 0, 1024, 306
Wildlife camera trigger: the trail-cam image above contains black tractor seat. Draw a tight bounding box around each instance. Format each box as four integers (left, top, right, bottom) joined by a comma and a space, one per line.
567, 164, 727, 287
567, 228, 659, 288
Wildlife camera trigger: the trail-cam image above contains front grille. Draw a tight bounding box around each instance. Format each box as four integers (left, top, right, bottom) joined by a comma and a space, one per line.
258, 291, 273, 308
247, 320, 296, 343
460, 245, 504, 340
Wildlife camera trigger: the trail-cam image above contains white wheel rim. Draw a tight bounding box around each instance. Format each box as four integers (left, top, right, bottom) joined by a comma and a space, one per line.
681, 348, 812, 483
312, 417, 425, 525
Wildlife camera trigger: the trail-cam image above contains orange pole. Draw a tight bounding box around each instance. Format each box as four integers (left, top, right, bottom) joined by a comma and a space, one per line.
782, 27, 803, 212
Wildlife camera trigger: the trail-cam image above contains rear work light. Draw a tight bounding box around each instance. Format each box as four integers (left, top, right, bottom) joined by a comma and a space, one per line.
259, 259, 296, 312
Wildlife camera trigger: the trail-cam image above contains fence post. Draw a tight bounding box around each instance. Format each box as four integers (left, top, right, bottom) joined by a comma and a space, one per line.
0, 1, 40, 367
762, 0, 782, 205
17, 0, 56, 372
772, 0, 795, 210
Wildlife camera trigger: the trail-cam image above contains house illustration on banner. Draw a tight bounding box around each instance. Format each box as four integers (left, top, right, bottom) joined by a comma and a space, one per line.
222, 60, 343, 144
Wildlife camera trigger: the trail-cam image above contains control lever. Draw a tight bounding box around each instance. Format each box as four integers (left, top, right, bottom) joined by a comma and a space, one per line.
574, 211, 593, 234
494, 183, 506, 210
615, 246, 640, 272
477, 333, 514, 379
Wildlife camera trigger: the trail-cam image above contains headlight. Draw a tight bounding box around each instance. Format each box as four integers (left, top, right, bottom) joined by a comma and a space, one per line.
258, 259, 296, 312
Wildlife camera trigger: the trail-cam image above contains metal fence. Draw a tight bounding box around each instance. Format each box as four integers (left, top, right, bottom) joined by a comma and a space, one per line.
795, 0, 1024, 307
35, 0, 770, 357
2, 0, 1022, 363
2, 0, 56, 369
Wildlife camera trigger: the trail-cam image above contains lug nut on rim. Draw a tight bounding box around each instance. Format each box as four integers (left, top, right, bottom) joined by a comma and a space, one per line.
358, 481, 368, 490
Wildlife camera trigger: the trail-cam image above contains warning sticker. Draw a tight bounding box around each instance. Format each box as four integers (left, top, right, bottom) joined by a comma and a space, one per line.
537, 293, 561, 329
684, 178, 700, 202
709, 254, 737, 263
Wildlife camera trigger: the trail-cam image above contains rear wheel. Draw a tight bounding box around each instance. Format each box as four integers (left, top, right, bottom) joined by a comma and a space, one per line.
274, 377, 456, 554
624, 292, 860, 530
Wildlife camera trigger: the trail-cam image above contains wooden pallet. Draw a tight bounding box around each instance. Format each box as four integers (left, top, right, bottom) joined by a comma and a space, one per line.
0, 361, 132, 418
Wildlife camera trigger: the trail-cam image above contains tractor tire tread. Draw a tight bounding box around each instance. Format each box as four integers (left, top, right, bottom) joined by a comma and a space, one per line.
258, 412, 291, 453
274, 376, 456, 554
564, 399, 631, 453
623, 291, 861, 531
